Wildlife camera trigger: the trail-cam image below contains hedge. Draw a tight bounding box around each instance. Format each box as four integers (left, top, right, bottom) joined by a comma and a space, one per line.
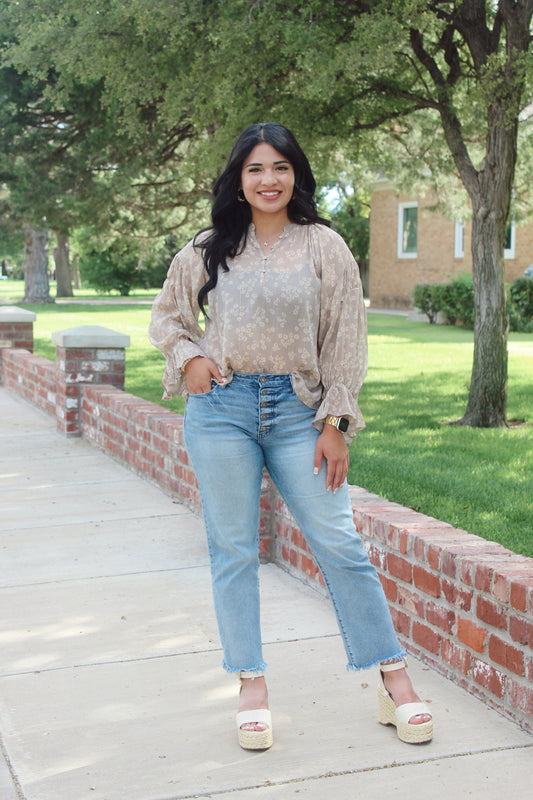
414, 275, 533, 332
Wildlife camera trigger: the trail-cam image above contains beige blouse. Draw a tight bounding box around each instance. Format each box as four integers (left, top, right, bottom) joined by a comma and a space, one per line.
148, 222, 368, 441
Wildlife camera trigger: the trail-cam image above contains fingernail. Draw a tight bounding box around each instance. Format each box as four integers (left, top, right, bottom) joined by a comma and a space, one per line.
313, 467, 319, 475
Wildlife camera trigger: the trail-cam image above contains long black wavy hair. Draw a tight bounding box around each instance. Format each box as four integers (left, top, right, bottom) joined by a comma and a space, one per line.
194, 122, 329, 313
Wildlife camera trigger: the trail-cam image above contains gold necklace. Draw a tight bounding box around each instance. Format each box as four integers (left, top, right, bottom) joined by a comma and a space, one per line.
259, 230, 284, 248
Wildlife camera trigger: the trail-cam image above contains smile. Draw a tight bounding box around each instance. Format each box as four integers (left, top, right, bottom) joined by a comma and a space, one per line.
258, 191, 282, 198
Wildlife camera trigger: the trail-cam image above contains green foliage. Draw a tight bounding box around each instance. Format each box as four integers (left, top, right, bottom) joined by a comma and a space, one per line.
441, 273, 475, 329
323, 189, 370, 266
0, 0, 215, 248
79, 241, 143, 296
76, 229, 183, 295
416, 274, 533, 332
413, 284, 443, 324
414, 274, 474, 328
508, 277, 533, 333
141, 234, 180, 290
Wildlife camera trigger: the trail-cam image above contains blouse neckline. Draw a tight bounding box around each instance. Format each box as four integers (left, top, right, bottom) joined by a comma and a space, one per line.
249, 222, 295, 258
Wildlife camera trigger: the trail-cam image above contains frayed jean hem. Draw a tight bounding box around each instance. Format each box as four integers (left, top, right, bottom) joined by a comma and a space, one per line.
345, 648, 406, 672
223, 660, 268, 674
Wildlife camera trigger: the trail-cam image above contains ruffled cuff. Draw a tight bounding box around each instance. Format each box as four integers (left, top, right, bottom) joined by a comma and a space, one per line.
312, 383, 365, 443
160, 342, 206, 400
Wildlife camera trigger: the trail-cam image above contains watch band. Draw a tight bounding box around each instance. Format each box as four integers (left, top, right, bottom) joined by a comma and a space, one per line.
325, 415, 349, 433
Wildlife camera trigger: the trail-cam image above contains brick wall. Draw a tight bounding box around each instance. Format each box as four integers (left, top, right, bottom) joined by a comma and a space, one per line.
1, 349, 57, 417
0, 320, 34, 351
275, 479, 533, 731
54, 344, 126, 436
0, 308, 35, 383
1, 341, 532, 733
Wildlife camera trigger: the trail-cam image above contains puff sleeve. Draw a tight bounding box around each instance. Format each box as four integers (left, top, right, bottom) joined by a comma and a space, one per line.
311, 226, 368, 442
148, 239, 208, 399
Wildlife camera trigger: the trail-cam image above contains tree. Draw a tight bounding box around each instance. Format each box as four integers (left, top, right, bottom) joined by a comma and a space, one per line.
3, 1, 532, 426
0, 1, 212, 299
211, 0, 533, 427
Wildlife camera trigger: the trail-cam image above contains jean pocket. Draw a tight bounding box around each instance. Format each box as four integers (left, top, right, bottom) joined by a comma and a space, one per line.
289, 373, 298, 395
188, 379, 220, 398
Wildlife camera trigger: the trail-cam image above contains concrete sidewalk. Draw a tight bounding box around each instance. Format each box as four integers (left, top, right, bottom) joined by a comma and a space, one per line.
0, 386, 531, 800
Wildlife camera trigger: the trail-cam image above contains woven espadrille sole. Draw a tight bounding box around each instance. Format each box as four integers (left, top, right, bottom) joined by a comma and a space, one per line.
236, 709, 273, 750
237, 726, 273, 750
377, 686, 433, 744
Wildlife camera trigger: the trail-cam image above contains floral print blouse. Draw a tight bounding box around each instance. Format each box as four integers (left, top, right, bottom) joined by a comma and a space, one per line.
148, 222, 368, 441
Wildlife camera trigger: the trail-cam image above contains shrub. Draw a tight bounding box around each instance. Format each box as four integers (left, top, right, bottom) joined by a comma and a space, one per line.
508, 277, 533, 332
79, 242, 143, 296
140, 234, 179, 290
414, 283, 443, 323
413, 274, 533, 332
440, 273, 475, 328
413, 275, 474, 327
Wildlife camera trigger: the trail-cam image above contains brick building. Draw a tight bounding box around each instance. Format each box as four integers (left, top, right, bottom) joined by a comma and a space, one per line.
369, 180, 533, 309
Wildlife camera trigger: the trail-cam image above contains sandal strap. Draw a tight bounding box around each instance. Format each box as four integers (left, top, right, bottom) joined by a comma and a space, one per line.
239, 670, 264, 680
236, 709, 272, 728
395, 702, 432, 725
379, 658, 407, 673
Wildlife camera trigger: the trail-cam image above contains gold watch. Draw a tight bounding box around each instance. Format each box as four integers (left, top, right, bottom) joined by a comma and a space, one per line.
325, 415, 349, 433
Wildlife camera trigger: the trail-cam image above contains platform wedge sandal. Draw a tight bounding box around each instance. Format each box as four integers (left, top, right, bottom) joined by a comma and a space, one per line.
377, 659, 433, 744
236, 671, 273, 751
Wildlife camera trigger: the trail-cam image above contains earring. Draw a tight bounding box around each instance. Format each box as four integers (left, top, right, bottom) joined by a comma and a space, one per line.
237, 189, 246, 202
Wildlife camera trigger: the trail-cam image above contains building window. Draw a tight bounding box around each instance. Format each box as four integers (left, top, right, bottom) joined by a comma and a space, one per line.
455, 219, 515, 258
454, 220, 465, 258
504, 222, 515, 259
398, 202, 418, 258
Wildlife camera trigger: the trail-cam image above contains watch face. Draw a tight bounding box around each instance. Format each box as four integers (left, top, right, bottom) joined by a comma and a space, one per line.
338, 417, 349, 433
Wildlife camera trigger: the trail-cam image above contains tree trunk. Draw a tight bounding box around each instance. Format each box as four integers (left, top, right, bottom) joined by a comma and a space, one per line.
358, 256, 369, 298
53, 232, 74, 297
454, 58, 522, 427
449, 1, 532, 427
22, 226, 53, 304
458, 203, 509, 427
71, 254, 82, 290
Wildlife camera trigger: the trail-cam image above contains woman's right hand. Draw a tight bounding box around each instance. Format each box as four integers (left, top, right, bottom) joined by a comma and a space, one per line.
184, 356, 226, 394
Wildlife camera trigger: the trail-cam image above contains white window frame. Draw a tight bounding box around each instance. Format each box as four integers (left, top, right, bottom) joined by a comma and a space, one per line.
454, 220, 465, 258
454, 219, 514, 258
397, 202, 418, 258
504, 222, 516, 259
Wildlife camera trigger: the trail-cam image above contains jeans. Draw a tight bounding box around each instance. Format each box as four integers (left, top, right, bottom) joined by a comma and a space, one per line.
183, 373, 405, 673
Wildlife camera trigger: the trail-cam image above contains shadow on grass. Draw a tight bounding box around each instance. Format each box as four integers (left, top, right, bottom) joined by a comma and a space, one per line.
352, 372, 533, 557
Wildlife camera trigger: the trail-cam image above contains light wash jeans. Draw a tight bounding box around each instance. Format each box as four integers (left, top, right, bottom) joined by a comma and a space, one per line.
183, 373, 405, 673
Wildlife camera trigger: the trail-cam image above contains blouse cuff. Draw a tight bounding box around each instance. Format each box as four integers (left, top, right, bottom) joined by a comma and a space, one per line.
312, 383, 365, 443
161, 342, 206, 400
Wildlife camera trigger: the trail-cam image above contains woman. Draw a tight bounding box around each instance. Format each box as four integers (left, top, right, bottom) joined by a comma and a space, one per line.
149, 123, 433, 750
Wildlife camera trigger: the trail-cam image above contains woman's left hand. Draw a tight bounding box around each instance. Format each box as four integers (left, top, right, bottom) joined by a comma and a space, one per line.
314, 425, 350, 494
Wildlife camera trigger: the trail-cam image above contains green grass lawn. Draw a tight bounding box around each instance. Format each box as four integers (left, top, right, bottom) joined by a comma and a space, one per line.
2, 279, 532, 558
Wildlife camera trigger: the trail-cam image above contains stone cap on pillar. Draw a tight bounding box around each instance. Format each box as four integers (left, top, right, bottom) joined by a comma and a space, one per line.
51, 325, 131, 348
0, 305, 37, 322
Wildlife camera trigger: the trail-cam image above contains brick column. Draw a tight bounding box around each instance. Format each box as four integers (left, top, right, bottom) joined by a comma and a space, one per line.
51, 325, 130, 437
0, 306, 36, 381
